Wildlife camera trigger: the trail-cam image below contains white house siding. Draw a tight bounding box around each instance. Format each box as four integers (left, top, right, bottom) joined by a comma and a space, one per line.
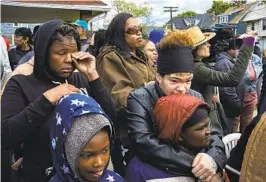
243, 2, 266, 51
246, 20, 266, 50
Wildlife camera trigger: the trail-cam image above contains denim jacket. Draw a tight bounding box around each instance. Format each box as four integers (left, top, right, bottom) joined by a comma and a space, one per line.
243, 54, 263, 92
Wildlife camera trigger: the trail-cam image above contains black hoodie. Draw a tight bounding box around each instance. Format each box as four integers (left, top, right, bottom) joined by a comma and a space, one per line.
1, 20, 116, 182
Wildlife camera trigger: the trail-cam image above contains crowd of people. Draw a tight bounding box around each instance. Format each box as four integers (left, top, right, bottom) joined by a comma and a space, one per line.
1, 12, 266, 182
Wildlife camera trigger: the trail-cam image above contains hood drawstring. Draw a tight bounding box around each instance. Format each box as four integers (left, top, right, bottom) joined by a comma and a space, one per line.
52, 79, 68, 85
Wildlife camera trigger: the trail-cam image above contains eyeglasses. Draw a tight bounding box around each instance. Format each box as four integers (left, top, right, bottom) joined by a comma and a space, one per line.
125, 26, 142, 35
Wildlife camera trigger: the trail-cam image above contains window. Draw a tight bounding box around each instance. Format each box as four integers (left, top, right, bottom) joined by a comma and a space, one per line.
219, 16, 228, 24
225, 16, 228, 23
263, 19, 266, 30
21, 23, 29, 28
251, 22, 255, 30
191, 19, 196, 26
13, 23, 21, 27
13, 23, 20, 27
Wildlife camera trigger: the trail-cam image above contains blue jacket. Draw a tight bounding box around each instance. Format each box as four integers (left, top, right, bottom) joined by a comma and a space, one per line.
125, 156, 176, 182
215, 52, 244, 118
243, 54, 263, 93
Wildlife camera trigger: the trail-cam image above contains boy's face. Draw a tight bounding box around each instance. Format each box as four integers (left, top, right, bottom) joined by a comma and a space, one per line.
157, 73, 193, 95
78, 130, 110, 182
180, 117, 211, 149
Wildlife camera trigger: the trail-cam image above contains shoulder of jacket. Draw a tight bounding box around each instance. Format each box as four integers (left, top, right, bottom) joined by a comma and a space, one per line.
189, 89, 204, 100
194, 60, 204, 66
98, 47, 123, 61
6, 74, 29, 86
13, 63, 33, 76
8, 48, 16, 53
129, 83, 155, 99
194, 61, 207, 73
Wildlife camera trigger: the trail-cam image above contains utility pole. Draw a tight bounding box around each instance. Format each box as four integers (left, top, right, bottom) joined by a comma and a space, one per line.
164, 6, 178, 30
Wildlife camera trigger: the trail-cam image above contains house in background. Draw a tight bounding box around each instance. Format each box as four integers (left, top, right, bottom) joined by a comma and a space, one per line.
165, 13, 215, 30
1, 0, 111, 45
1, 23, 40, 45
212, 2, 258, 35
242, 1, 266, 50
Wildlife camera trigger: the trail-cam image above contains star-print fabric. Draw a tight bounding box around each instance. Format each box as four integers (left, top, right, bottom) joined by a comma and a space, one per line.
49, 93, 124, 182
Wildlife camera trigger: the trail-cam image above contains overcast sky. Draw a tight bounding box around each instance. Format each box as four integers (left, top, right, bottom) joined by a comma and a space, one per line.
141, 0, 214, 26
100, 0, 256, 27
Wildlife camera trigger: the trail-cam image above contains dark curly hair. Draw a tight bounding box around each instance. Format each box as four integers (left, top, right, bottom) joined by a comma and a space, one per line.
49, 23, 81, 51
15, 27, 33, 45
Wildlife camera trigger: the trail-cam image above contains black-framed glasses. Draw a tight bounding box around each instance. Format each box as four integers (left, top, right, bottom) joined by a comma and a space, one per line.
125, 26, 142, 35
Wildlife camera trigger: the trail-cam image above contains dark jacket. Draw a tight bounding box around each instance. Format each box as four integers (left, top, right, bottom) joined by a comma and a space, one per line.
8, 46, 33, 70
215, 52, 244, 118
127, 82, 226, 176
1, 20, 116, 182
192, 44, 253, 135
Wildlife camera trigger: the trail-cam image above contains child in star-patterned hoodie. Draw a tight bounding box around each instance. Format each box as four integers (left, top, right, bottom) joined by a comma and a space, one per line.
49, 93, 124, 182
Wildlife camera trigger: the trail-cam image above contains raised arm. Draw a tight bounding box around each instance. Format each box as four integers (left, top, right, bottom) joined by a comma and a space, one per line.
194, 36, 255, 87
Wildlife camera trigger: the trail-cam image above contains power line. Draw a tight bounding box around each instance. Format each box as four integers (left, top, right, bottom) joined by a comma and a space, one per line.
164, 6, 178, 30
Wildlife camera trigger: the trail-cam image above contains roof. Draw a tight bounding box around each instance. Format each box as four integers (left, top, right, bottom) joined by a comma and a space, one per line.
216, 2, 257, 24
243, 2, 266, 22
218, 7, 243, 16
1, 0, 111, 23
172, 13, 215, 29
230, 2, 257, 24
1, 0, 110, 11
14, 0, 106, 5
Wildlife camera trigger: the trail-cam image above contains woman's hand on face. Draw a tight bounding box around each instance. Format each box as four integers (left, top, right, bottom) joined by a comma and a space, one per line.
192, 153, 216, 182
71, 52, 99, 81
43, 84, 80, 105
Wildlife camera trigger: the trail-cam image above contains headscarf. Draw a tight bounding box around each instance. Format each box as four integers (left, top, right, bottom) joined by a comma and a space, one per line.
49, 93, 114, 182
153, 93, 210, 144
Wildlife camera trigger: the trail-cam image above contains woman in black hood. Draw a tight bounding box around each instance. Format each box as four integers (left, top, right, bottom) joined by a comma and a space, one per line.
1, 20, 116, 182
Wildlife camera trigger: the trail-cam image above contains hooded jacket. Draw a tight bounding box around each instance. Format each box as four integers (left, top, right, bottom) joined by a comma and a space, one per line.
1, 20, 116, 182
49, 93, 123, 182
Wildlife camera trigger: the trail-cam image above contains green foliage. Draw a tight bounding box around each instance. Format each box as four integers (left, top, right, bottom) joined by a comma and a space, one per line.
114, 0, 152, 17
141, 24, 149, 39
206, 0, 233, 15
177, 11, 197, 18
